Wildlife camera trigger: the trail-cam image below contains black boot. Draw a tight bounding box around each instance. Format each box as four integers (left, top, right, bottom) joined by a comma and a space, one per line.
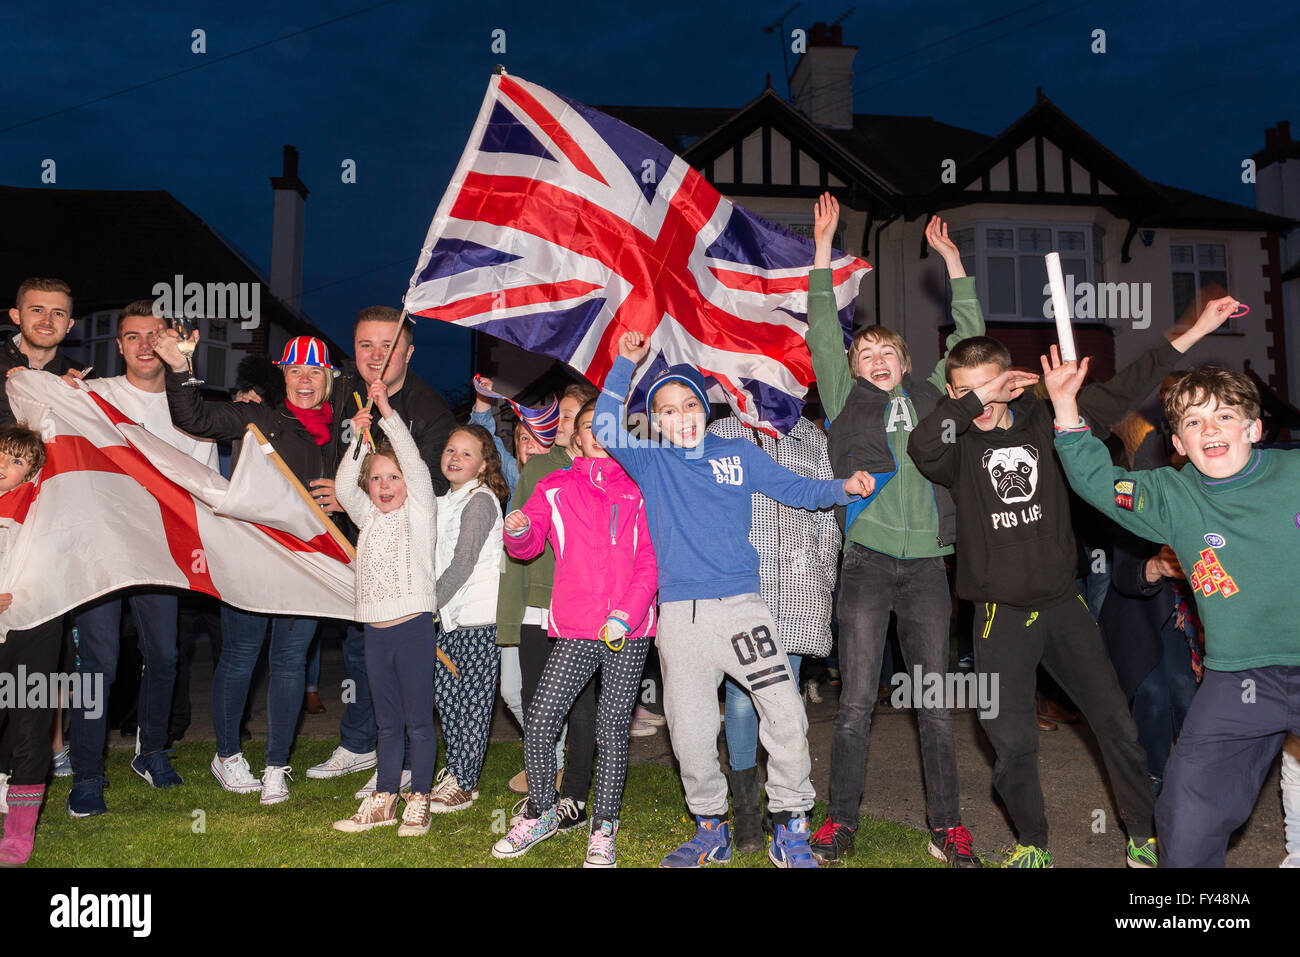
728, 767, 764, 854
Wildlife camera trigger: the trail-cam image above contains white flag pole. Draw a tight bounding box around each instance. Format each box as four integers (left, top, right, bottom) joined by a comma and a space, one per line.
1045, 252, 1077, 362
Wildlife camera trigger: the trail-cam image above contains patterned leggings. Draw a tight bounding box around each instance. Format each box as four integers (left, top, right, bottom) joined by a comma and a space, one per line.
433, 624, 500, 790
524, 635, 651, 823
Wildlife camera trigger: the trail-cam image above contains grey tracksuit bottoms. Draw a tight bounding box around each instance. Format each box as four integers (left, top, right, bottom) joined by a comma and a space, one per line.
658, 594, 815, 816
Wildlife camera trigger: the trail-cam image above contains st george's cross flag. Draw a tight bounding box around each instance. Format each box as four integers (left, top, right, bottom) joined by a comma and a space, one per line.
0, 370, 355, 636
403, 72, 871, 436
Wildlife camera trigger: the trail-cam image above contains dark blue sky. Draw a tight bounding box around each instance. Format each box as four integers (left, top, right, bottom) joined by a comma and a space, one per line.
3, 0, 1294, 397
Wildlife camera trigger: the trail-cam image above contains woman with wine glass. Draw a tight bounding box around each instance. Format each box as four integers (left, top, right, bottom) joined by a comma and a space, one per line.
157, 329, 343, 806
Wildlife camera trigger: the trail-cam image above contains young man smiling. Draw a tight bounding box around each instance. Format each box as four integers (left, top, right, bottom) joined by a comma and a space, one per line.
1, 278, 87, 425
1048, 338, 1300, 867
66, 301, 219, 817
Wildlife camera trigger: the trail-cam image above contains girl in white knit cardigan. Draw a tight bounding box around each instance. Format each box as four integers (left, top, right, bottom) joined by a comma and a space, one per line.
331, 380, 439, 836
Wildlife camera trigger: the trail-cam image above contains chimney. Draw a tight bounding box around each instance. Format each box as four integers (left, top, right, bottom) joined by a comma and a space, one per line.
270, 145, 308, 310
790, 21, 857, 130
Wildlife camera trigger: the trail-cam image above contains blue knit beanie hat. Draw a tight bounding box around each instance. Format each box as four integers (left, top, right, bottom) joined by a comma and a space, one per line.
645, 364, 711, 419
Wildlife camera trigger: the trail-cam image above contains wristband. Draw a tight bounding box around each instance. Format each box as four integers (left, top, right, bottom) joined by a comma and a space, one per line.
1053, 417, 1088, 435
600, 615, 629, 651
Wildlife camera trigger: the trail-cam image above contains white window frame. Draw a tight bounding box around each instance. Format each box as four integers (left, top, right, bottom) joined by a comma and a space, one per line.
1169, 240, 1236, 334
201, 317, 231, 389
953, 221, 1101, 321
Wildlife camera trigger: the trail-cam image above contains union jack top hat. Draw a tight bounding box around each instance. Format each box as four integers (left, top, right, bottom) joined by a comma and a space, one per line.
275, 336, 340, 378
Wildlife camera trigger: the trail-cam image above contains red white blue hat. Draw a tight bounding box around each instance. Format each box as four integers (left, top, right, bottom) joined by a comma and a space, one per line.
276, 336, 340, 377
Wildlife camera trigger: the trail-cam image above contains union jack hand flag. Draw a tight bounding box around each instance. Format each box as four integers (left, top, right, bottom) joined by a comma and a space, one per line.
404, 72, 871, 436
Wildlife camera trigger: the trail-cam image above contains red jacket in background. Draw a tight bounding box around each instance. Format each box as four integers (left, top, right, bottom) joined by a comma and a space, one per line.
504, 455, 657, 640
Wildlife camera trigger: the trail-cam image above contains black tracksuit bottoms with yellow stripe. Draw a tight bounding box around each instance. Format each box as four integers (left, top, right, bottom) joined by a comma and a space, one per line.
974, 594, 1155, 851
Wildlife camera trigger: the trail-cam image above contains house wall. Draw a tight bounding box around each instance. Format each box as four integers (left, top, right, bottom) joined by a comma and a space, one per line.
873, 204, 1275, 402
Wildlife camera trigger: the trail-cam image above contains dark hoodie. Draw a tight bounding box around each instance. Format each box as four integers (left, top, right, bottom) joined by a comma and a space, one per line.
908, 341, 1181, 608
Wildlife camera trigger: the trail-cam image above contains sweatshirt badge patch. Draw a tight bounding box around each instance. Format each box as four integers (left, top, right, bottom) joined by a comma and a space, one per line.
1203, 532, 1226, 548
1114, 479, 1136, 511
1189, 547, 1238, 598
709, 455, 744, 485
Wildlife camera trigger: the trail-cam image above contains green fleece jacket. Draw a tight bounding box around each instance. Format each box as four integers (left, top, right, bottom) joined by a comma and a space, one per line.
807, 269, 986, 558
1055, 427, 1300, 672
494, 444, 573, 646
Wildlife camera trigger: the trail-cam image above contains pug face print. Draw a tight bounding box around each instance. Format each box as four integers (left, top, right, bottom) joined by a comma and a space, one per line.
982, 445, 1039, 504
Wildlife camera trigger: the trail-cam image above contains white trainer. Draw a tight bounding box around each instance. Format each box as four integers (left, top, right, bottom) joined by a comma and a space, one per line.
0, 771, 9, 814
211, 752, 262, 793
260, 765, 292, 805
354, 769, 413, 799
1282, 853, 1300, 869
305, 746, 377, 779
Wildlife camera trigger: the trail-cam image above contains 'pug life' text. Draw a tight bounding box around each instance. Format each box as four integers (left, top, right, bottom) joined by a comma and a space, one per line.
992, 504, 1043, 529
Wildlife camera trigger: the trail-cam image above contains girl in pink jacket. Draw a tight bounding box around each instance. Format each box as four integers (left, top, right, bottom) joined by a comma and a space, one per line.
491, 398, 657, 868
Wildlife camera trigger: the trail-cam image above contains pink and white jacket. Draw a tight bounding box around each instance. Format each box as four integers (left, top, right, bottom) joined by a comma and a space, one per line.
504, 455, 657, 640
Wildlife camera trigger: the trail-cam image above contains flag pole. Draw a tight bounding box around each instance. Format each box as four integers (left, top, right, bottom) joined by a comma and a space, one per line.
352, 307, 409, 460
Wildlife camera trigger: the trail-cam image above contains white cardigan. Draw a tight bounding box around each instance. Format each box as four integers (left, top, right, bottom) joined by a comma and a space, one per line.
434, 481, 502, 631
336, 412, 437, 624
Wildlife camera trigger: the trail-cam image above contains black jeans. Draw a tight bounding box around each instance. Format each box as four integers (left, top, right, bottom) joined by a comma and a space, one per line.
0, 618, 64, 785
828, 545, 960, 830
518, 623, 595, 803
974, 595, 1155, 849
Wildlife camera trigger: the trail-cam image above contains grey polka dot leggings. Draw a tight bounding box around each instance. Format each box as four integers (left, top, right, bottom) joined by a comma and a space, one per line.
524, 634, 651, 824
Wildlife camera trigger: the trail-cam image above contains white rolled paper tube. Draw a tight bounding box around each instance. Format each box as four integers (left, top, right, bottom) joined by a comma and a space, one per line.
1045, 252, 1077, 362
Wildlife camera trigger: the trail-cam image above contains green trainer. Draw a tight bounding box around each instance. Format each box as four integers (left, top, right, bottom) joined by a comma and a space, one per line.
1126, 837, 1159, 868
1006, 844, 1053, 868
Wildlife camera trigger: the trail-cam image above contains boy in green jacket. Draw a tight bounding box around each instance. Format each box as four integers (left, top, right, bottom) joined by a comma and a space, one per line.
805, 192, 984, 866
1046, 330, 1300, 867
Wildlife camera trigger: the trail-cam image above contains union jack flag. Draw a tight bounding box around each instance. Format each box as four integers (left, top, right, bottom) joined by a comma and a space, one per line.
404, 72, 871, 436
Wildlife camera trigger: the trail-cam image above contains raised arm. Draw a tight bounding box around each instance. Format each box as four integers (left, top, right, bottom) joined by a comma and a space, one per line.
380, 410, 436, 511
741, 440, 887, 511
595, 339, 657, 477
808, 193, 854, 421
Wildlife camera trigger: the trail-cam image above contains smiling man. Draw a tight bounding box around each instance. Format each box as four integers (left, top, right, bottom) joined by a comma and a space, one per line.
1, 278, 87, 425
309, 305, 456, 786
67, 300, 220, 817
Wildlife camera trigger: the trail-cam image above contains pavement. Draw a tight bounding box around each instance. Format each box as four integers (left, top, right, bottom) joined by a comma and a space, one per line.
152, 633, 1287, 868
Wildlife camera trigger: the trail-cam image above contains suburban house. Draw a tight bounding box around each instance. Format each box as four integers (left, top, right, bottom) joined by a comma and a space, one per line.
0, 146, 345, 396
591, 22, 1296, 432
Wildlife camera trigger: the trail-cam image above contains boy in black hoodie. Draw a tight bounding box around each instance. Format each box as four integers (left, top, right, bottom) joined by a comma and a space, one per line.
908, 299, 1232, 867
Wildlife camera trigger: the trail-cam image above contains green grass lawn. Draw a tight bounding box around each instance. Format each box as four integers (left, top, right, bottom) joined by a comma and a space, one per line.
29, 740, 948, 868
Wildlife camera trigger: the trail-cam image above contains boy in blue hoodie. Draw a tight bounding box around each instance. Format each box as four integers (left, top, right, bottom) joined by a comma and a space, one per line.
596, 331, 888, 868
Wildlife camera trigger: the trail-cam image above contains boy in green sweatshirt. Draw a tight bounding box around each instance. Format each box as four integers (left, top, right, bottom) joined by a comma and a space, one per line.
1046, 332, 1300, 868
805, 193, 984, 866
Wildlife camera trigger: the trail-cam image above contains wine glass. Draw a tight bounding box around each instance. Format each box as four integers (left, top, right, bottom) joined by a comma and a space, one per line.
173, 316, 204, 386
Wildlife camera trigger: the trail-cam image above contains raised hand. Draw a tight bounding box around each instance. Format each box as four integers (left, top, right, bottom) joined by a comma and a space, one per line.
1171, 295, 1242, 353
352, 408, 373, 438
618, 330, 651, 364
473, 376, 495, 413
813, 191, 840, 269
925, 215, 965, 278
975, 368, 1041, 407
1039, 345, 1090, 405
842, 469, 876, 498
153, 327, 193, 373
367, 378, 393, 419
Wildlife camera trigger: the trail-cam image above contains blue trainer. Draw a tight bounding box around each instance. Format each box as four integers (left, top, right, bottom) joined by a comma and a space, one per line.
770, 813, 820, 868
659, 816, 732, 868
131, 751, 184, 789
67, 776, 108, 817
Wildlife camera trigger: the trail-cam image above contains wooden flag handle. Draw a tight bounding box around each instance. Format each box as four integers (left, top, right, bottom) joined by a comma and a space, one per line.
246, 423, 356, 561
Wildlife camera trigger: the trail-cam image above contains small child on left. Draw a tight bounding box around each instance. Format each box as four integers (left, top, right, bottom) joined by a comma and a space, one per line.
0, 424, 54, 866
331, 381, 440, 836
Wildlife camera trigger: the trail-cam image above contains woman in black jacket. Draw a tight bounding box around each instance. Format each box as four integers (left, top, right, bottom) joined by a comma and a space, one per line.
159, 331, 342, 806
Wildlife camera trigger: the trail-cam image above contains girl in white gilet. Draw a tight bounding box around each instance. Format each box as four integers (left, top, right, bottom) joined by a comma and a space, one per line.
427, 422, 506, 813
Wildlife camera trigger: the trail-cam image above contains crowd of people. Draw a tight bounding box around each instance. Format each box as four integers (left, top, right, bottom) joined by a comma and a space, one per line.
0, 191, 1296, 869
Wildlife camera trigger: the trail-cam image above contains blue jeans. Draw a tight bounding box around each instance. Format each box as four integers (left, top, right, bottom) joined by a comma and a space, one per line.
339, 622, 377, 754
725, 656, 802, 772
72, 590, 179, 778
214, 607, 315, 766
1130, 615, 1198, 781
305, 626, 321, 693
